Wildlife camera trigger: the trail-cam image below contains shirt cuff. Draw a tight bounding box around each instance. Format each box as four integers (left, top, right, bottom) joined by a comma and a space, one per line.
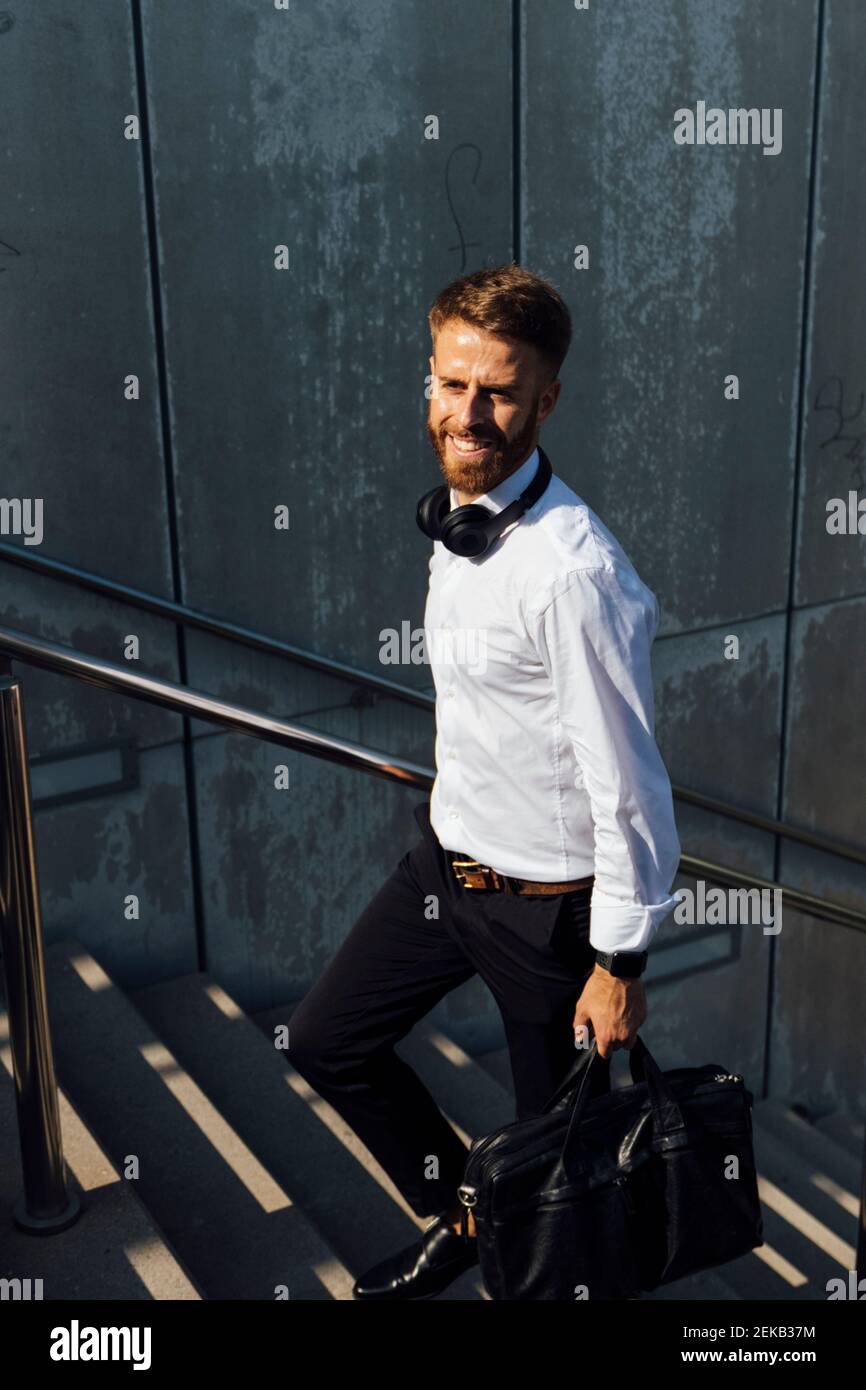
587, 888, 680, 955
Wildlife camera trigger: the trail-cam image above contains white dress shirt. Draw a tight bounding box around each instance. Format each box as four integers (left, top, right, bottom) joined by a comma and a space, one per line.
424, 446, 681, 955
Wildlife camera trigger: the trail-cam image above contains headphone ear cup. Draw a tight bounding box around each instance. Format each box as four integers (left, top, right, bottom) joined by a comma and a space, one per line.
416, 486, 450, 540
439, 503, 495, 558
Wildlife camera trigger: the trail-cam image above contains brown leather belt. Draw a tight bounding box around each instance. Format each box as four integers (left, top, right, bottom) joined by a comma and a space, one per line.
449, 854, 594, 896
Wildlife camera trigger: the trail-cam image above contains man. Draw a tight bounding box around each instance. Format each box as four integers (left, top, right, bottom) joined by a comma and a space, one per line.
288, 263, 681, 1300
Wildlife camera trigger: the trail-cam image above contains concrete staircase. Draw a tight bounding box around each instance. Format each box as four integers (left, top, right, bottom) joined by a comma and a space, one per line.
0, 957, 200, 1301
1, 939, 861, 1301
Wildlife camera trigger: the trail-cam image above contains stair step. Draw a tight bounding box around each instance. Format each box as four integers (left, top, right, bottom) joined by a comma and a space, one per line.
43, 942, 353, 1300
472, 1044, 513, 1093
813, 1110, 865, 1164
717, 1101, 860, 1302
131, 978, 490, 1298
752, 1115, 858, 1239
0, 1003, 200, 1300
754, 1099, 860, 1198
391, 1024, 516, 1139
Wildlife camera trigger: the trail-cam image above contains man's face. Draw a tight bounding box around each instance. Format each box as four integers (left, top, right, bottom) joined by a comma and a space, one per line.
426, 318, 561, 496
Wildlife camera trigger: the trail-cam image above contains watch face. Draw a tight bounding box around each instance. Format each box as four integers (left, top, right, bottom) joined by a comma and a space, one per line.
596, 950, 645, 977
613, 952, 645, 977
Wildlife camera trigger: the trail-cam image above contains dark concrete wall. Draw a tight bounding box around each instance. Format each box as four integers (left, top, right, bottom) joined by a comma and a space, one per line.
1, 0, 863, 1114
0, 2, 195, 987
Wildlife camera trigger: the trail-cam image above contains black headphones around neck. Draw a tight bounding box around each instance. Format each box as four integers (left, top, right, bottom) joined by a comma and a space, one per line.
416, 446, 552, 558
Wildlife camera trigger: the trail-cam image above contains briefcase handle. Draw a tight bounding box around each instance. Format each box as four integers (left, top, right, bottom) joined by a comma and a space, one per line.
554, 1035, 688, 1179
542, 1034, 647, 1114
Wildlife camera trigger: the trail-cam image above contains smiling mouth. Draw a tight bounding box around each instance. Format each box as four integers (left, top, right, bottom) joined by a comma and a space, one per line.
447, 434, 496, 456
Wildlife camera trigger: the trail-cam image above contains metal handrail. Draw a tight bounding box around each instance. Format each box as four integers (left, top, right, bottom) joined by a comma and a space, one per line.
668, 785, 866, 869
2, 541, 864, 870
0, 541, 433, 710
1, 620, 864, 1268
0, 628, 429, 789
0, 621, 862, 932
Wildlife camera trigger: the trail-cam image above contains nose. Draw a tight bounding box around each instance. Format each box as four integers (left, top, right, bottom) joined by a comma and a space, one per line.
453, 388, 491, 432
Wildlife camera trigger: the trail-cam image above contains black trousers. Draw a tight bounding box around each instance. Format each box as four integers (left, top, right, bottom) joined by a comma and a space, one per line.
287, 801, 598, 1218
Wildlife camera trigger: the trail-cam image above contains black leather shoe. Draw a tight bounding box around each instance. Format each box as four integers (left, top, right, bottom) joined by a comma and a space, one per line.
352, 1215, 480, 1300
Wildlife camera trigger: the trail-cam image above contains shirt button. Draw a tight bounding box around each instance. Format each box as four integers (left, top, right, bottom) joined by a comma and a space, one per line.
449, 810, 459, 819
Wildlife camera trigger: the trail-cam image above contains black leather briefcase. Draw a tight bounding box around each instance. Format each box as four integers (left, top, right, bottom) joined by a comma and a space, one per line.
458, 1035, 763, 1301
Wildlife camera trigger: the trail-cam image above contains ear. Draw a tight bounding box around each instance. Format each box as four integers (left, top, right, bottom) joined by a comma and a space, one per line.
537, 378, 562, 424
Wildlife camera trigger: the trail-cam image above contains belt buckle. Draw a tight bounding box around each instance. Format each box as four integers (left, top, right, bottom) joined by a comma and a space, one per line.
451, 858, 503, 891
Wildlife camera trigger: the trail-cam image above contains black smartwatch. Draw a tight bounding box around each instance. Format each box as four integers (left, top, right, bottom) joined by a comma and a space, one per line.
594, 949, 647, 978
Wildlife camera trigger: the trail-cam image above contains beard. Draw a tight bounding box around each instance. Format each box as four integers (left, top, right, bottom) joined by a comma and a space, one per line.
426, 397, 541, 496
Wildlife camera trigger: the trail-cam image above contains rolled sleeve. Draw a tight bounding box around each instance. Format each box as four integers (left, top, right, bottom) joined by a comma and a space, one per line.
531, 565, 681, 954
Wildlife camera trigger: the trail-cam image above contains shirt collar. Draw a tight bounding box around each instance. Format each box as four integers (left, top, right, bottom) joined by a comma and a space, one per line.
448, 446, 540, 516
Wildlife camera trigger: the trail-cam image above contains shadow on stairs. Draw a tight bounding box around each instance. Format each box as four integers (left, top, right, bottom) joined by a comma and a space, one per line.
2, 941, 860, 1302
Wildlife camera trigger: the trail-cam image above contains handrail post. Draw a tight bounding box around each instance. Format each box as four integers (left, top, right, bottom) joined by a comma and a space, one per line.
858, 1119, 866, 1282
0, 661, 81, 1233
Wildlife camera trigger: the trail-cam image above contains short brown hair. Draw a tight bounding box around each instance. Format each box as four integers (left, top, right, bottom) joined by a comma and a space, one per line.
428, 263, 572, 380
